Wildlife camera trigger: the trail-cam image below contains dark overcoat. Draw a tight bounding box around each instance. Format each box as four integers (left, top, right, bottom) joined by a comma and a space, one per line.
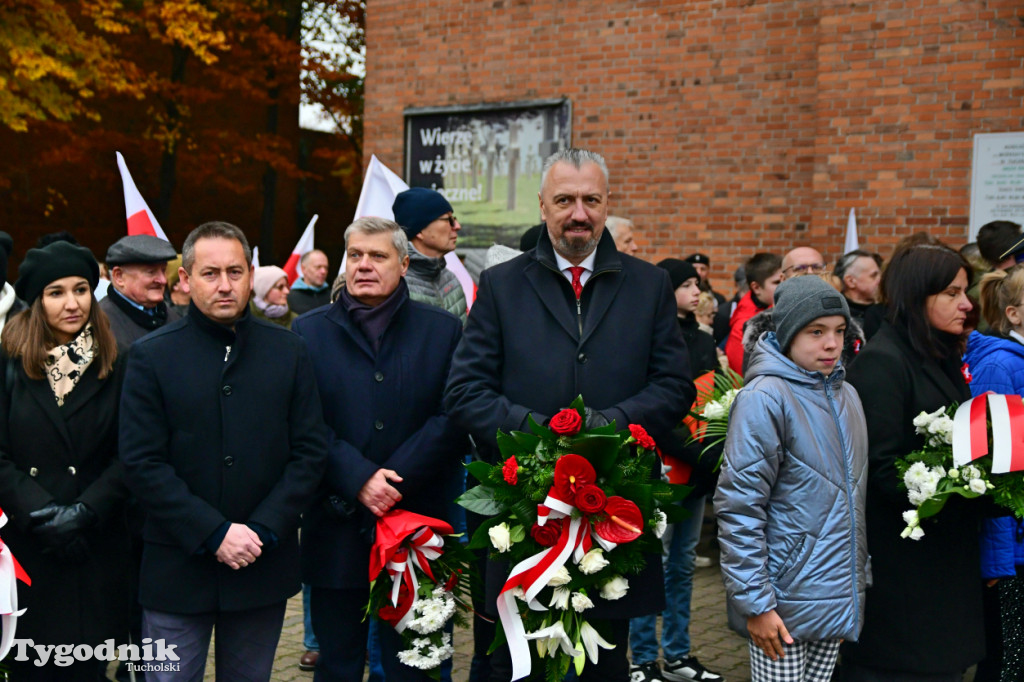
443, 229, 695, 619
98, 295, 181, 351
119, 304, 328, 614
0, 352, 130, 645
840, 321, 984, 674
293, 288, 468, 589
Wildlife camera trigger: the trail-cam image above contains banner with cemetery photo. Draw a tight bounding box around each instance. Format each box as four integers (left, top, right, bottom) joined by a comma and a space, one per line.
404, 99, 572, 249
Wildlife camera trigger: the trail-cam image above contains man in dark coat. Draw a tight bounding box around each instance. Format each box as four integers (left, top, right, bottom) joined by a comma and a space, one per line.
444, 148, 695, 681
287, 249, 332, 314
99, 234, 181, 350
293, 216, 467, 681
119, 221, 328, 681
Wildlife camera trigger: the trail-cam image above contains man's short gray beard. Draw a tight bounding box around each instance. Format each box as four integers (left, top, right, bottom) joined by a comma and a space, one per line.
555, 235, 599, 261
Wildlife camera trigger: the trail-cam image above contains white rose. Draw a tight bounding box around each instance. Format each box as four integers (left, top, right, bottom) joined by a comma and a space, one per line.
653, 509, 668, 539
969, 478, 987, 495
547, 566, 571, 587
701, 402, 725, 420
578, 548, 610, 575
549, 587, 570, 611
965, 465, 982, 480
571, 592, 594, 612
909, 526, 925, 540
600, 575, 630, 600
489, 523, 512, 553
948, 468, 960, 479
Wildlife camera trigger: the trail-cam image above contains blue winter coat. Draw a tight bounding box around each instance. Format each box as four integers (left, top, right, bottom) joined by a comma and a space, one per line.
713, 332, 870, 642
964, 330, 1024, 579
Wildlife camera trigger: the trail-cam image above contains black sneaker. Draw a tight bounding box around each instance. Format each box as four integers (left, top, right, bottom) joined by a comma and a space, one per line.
630, 661, 665, 682
662, 656, 723, 682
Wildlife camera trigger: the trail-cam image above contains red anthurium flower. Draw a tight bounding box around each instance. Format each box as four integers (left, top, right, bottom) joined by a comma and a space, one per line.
628, 424, 656, 450
575, 484, 607, 515
549, 408, 583, 435
503, 456, 519, 485
553, 454, 596, 499
444, 570, 461, 592
594, 496, 644, 544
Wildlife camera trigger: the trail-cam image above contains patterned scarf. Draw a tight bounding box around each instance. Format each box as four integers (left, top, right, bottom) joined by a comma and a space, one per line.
45, 324, 96, 407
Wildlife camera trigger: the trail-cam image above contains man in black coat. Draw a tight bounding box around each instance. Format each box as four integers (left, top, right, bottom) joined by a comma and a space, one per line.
119, 221, 327, 681
444, 148, 695, 681
293, 217, 467, 681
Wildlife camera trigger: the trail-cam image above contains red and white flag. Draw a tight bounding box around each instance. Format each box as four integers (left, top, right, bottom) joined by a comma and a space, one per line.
282, 215, 318, 285
953, 396, 990, 467
349, 155, 475, 310
116, 152, 170, 242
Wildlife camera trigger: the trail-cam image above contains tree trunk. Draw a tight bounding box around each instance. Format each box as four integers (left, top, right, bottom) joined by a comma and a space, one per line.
155, 45, 188, 232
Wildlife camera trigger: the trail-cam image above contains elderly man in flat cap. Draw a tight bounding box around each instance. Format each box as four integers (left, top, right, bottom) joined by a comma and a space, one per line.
99, 234, 181, 350
0, 231, 27, 339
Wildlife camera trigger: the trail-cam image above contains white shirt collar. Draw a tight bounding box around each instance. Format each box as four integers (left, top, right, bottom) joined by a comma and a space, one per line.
553, 249, 597, 280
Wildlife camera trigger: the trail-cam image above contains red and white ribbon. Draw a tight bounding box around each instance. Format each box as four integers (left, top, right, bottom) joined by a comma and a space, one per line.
385, 527, 445, 633
0, 510, 30, 662
953, 396, 990, 467
988, 394, 1024, 474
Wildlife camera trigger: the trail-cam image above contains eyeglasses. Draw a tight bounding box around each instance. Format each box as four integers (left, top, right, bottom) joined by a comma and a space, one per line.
437, 214, 458, 227
782, 263, 829, 277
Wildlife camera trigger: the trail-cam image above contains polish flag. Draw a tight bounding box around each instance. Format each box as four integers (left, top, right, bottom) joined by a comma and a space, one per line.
843, 208, 859, 254
116, 152, 170, 242
349, 155, 475, 309
283, 215, 318, 285
953, 396, 990, 467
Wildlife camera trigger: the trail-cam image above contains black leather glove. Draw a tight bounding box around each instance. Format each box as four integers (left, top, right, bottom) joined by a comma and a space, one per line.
29, 502, 97, 545
583, 407, 608, 430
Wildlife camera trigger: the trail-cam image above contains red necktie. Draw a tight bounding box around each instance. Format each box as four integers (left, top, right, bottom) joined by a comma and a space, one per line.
568, 266, 585, 300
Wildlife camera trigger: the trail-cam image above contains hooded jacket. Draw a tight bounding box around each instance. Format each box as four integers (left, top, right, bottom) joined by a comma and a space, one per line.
404, 245, 468, 325
714, 331, 869, 642
741, 309, 866, 377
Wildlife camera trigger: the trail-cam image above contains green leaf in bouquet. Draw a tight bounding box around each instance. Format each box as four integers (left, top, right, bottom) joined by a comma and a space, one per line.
487, 621, 508, 655
570, 434, 623, 477
569, 394, 586, 415
458, 485, 504, 515
465, 460, 494, 484
916, 495, 949, 521
660, 502, 693, 525
587, 422, 618, 436
497, 430, 526, 458
511, 498, 539, 528
512, 430, 542, 451
510, 524, 527, 543
617, 482, 655, 519
546, 653, 571, 682
528, 413, 556, 439
467, 515, 511, 549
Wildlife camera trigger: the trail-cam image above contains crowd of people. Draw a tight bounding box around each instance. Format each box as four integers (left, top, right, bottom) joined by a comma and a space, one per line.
0, 148, 1021, 682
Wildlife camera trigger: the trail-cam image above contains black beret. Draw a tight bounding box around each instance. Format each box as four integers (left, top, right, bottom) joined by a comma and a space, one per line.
106, 235, 177, 266
684, 253, 710, 266
15, 241, 99, 305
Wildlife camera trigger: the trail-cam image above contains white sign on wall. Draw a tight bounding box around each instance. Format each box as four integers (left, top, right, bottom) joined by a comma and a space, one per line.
970, 131, 1024, 241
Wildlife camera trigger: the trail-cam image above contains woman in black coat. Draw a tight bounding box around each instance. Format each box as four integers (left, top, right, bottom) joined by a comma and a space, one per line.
840, 244, 983, 680
0, 241, 130, 680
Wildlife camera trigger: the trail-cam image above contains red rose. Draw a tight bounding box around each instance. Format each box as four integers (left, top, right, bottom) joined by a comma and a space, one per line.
549, 408, 583, 436
377, 602, 404, 626
531, 521, 561, 547
629, 424, 656, 450
594, 496, 644, 544
552, 454, 596, 500
502, 456, 518, 485
575, 484, 607, 514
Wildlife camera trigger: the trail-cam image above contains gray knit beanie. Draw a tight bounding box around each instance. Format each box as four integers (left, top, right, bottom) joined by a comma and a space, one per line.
773, 276, 850, 351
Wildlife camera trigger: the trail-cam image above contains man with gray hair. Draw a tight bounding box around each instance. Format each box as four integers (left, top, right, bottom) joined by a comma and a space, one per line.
445, 148, 694, 681
99, 234, 181, 350
120, 221, 328, 680
288, 249, 331, 314
605, 215, 639, 255
293, 217, 468, 679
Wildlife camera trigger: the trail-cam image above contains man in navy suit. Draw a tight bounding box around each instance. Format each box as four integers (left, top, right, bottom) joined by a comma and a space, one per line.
293, 216, 468, 681
444, 148, 695, 681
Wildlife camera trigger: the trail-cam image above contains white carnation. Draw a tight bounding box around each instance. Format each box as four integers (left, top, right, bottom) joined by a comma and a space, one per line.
571, 592, 594, 612
904, 462, 931, 490
907, 489, 930, 506
489, 523, 512, 552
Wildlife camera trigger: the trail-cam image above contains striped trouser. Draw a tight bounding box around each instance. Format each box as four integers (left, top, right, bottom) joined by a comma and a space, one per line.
748, 638, 841, 682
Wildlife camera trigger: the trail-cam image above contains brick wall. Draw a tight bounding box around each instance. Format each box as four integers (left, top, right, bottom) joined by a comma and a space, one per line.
365, 0, 1024, 290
